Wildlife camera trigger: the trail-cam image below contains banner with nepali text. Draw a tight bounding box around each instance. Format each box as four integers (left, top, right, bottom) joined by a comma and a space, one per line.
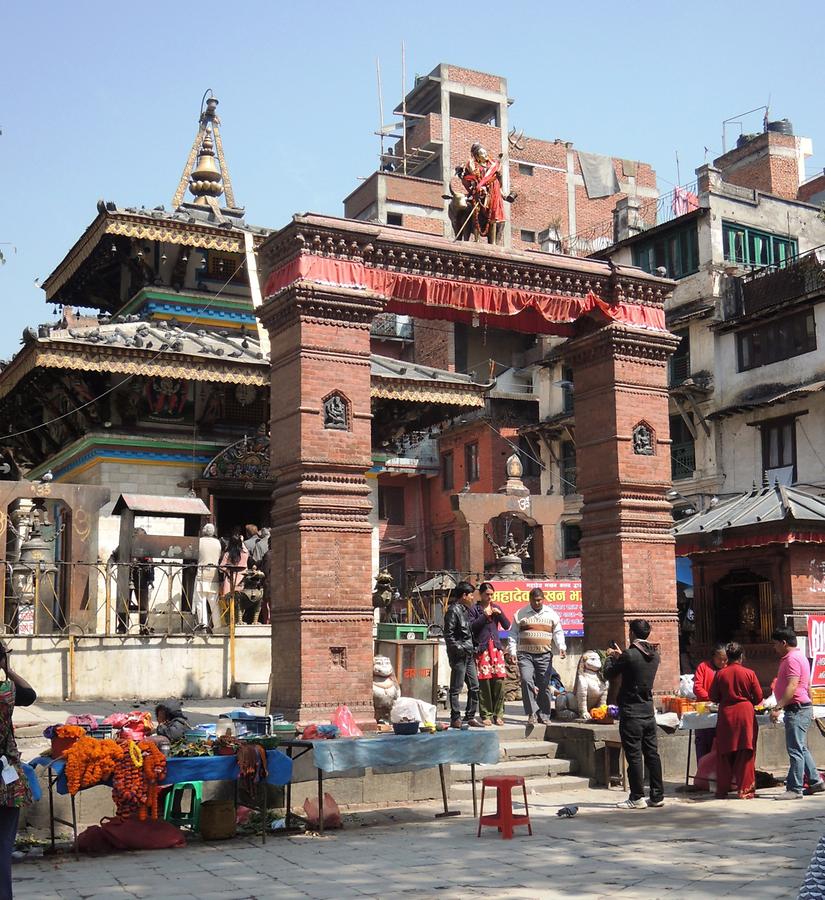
490, 580, 583, 638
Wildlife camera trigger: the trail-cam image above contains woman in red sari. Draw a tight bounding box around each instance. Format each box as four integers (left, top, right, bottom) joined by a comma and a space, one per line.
709, 642, 763, 799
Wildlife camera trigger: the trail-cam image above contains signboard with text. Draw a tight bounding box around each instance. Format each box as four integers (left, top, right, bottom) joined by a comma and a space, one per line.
490, 580, 584, 638
812, 653, 825, 688
807, 615, 825, 658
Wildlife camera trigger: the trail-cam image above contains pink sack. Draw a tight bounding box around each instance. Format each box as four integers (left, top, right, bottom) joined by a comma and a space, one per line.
330, 705, 362, 738
303, 793, 342, 829
694, 740, 717, 791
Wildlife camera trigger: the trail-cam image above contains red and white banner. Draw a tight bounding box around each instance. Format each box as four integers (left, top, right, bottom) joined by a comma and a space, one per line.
488, 579, 583, 637
807, 615, 825, 658
811, 653, 825, 688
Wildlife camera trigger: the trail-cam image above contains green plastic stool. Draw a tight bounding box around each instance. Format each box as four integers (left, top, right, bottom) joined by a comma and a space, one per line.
162, 781, 203, 832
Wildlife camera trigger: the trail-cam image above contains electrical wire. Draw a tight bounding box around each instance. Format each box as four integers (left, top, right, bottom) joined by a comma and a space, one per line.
3, 258, 249, 441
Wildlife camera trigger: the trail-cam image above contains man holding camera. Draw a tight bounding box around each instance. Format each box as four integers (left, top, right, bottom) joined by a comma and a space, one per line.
604, 619, 665, 809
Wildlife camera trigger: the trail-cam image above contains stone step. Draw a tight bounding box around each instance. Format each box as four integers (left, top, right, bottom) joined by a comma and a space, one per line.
499, 739, 558, 760
450, 774, 589, 799
451, 756, 574, 782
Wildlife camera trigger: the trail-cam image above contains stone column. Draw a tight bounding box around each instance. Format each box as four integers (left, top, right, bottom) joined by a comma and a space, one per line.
258, 282, 384, 722
563, 323, 681, 690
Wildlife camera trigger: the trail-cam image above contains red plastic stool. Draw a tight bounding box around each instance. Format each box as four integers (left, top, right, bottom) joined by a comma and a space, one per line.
477, 775, 532, 839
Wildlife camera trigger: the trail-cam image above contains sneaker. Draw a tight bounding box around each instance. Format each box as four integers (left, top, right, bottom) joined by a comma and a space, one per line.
616, 798, 647, 809
481, 718, 493, 726
647, 798, 665, 808
804, 782, 825, 796
775, 791, 802, 800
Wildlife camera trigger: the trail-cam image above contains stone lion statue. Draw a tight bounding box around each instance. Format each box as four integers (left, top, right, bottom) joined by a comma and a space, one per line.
372, 655, 401, 722
556, 650, 608, 720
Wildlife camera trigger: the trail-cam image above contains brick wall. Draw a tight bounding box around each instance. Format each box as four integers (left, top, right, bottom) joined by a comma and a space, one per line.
714, 133, 800, 200
798, 173, 825, 204
444, 65, 505, 93
413, 319, 454, 370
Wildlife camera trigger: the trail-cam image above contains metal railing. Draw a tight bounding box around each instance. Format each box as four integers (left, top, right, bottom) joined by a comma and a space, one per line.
671, 442, 696, 480
669, 354, 691, 386
371, 312, 414, 340
740, 245, 825, 315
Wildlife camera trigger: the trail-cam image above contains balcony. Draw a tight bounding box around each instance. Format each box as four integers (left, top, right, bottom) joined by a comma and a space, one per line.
561, 463, 577, 496
669, 354, 690, 387
671, 441, 696, 481
371, 313, 414, 341
740, 246, 825, 317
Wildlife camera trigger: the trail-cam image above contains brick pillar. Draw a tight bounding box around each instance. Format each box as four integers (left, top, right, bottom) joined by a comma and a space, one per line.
258, 282, 384, 722
564, 323, 681, 691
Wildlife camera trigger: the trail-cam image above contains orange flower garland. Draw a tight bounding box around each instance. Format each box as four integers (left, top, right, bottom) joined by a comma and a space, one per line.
55, 725, 87, 740
64, 737, 124, 795
112, 740, 167, 819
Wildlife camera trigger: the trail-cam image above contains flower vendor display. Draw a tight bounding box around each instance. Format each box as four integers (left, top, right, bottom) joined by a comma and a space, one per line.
45, 723, 88, 759
112, 740, 167, 820
64, 737, 124, 795
588, 705, 615, 723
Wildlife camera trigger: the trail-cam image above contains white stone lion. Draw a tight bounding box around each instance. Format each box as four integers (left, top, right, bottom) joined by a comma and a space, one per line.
372, 655, 401, 722
556, 650, 608, 720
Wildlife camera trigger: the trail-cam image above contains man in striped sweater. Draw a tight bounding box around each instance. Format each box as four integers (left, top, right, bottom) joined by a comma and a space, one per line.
513, 588, 566, 725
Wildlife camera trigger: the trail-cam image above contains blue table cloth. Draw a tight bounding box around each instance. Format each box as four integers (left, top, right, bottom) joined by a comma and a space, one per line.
29, 749, 292, 796
308, 730, 499, 775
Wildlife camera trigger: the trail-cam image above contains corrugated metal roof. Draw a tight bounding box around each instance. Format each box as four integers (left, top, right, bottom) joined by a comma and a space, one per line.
112, 494, 211, 516
673, 482, 825, 538
709, 379, 825, 419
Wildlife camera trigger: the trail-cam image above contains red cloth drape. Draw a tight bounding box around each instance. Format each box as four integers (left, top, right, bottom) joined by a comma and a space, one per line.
263, 254, 666, 336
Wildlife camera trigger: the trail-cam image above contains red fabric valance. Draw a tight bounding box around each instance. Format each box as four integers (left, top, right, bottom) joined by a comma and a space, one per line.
264, 255, 666, 335
678, 530, 825, 556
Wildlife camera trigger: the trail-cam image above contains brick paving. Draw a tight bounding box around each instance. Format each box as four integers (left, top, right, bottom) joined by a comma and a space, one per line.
12, 784, 823, 899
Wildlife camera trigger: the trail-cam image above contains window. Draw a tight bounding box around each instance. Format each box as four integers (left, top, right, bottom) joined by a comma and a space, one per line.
560, 441, 577, 495
520, 229, 537, 243
736, 309, 816, 371
464, 442, 480, 483
669, 329, 691, 386
518, 436, 541, 478
562, 523, 582, 559
631, 222, 699, 279
442, 531, 456, 570
722, 222, 797, 268
386, 212, 403, 226
378, 485, 405, 524
518, 163, 534, 176
761, 418, 797, 483
205, 250, 246, 284
561, 366, 574, 414
441, 451, 454, 491
670, 414, 695, 480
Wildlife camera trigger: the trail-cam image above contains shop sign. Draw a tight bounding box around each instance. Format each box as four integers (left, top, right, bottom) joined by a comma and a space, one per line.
490, 580, 584, 637
811, 653, 825, 688
807, 615, 825, 657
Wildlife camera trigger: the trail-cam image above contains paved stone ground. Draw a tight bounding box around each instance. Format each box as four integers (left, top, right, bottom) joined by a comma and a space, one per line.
11, 784, 824, 899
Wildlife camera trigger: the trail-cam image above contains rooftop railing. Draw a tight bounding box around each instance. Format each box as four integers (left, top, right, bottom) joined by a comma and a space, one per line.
740, 245, 825, 315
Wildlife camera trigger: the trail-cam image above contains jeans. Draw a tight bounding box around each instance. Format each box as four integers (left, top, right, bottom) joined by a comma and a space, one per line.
518, 651, 554, 720
447, 650, 479, 722
619, 716, 664, 802
0, 806, 19, 900
784, 705, 821, 794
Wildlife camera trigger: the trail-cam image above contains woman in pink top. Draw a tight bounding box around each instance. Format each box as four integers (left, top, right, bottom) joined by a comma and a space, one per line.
770, 626, 824, 799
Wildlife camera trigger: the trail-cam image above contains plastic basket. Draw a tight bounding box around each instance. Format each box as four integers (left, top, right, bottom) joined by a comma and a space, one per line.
89, 726, 115, 740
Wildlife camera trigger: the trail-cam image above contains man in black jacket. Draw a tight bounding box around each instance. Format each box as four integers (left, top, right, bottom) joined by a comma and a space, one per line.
444, 582, 484, 728
604, 619, 665, 809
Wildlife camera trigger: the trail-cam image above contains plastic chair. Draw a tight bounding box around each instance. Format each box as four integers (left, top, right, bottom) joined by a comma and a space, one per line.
162, 781, 203, 832
477, 775, 532, 839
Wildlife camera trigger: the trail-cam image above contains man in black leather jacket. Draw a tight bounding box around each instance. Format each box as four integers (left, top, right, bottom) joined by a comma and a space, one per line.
444, 582, 484, 728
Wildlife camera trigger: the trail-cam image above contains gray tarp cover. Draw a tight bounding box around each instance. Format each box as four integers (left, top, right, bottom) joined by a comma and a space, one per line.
578, 151, 620, 199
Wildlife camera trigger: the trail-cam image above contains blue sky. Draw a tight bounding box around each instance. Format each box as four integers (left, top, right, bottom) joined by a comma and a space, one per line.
2, 1, 823, 358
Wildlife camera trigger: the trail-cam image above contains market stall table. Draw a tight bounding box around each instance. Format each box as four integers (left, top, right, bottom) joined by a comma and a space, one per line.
30, 749, 293, 850
280, 730, 499, 833
678, 707, 825, 788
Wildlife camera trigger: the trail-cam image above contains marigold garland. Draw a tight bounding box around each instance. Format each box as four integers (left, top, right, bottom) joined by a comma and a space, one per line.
112, 740, 167, 819
64, 737, 124, 795
55, 725, 87, 740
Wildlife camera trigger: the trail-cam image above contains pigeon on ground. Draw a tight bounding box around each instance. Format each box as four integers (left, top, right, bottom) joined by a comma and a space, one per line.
557, 805, 578, 818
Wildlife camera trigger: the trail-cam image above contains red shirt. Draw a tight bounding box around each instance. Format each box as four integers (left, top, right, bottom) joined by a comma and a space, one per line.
693, 660, 721, 701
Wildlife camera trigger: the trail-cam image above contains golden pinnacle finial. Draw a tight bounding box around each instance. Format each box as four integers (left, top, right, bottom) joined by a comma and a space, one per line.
172, 92, 237, 210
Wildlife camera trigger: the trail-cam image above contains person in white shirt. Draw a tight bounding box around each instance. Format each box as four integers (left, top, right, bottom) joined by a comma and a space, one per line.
194, 523, 223, 632
512, 587, 566, 725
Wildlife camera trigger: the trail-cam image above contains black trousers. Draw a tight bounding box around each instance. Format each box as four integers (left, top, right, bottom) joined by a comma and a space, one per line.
447, 649, 479, 723
0, 806, 19, 900
619, 715, 664, 802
